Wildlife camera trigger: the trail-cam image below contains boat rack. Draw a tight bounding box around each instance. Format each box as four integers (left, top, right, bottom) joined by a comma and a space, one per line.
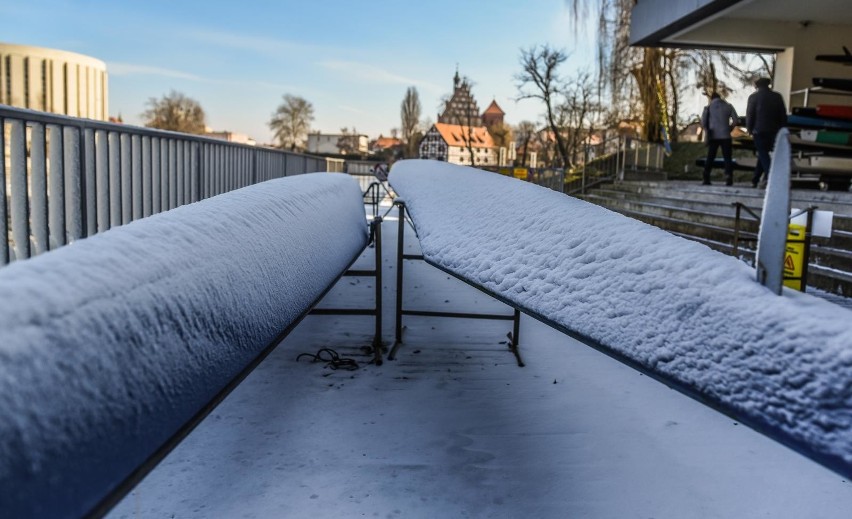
310, 216, 385, 365
388, 200, 524, 367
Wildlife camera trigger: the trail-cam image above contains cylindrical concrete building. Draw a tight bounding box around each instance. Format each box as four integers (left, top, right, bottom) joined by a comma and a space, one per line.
0, 42, 108, 120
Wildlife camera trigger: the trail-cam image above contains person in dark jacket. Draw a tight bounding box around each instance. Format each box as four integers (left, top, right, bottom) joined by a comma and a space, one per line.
746, 77, 787, 187
701, 92, 738, 185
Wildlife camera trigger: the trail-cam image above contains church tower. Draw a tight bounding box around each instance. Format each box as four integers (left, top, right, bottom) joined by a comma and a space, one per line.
438, 67, 482, 126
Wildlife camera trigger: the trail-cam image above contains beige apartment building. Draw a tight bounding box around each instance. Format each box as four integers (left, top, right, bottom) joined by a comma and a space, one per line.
0, 42, 108, 120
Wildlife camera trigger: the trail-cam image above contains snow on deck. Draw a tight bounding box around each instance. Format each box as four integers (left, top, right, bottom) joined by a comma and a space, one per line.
0, 173, 368, 518
389, 159, 852, 476
108, 206, 852, 518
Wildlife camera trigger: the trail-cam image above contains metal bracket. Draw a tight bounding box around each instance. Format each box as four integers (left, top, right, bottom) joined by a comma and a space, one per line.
310, 216, 384, 365
389, 200, 524, 367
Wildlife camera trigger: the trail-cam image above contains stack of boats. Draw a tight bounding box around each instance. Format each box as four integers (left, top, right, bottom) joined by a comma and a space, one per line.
779, 49, 852, 190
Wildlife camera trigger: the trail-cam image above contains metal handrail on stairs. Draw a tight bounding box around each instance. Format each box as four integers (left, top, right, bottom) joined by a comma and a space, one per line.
733, 201, 816, 292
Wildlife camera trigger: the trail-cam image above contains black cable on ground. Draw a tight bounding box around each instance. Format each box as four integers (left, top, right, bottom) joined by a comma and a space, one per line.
296, 348, 359, 371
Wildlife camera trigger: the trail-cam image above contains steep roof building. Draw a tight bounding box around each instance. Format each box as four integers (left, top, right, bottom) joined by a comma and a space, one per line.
419, 122, 498, 167
481, 100, 505, 128
438, 69, 482, 126
423, 69, 512, 168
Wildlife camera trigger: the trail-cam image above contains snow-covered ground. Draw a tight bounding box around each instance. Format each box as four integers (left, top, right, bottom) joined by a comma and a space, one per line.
109, 205, 852, 519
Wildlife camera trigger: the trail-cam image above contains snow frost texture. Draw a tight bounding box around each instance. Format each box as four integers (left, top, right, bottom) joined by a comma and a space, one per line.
390, 159, 852, 474
0, 173, 368, 518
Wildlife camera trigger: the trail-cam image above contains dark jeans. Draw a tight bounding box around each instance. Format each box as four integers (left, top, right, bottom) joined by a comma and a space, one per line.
752, 132, 776, 185
703, 138, 733, 183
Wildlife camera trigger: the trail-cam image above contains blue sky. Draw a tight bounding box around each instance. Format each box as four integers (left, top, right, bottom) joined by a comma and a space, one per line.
1, 0, 598, 143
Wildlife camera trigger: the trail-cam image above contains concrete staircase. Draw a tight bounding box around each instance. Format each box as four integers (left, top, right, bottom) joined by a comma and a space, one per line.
579, 180, 852, 297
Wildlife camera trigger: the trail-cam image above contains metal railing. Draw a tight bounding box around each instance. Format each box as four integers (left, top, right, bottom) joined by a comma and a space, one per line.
527, 168, 565, 191
486, 136, 667, 195
567, 136, 667, 194
1, 105, 340, 265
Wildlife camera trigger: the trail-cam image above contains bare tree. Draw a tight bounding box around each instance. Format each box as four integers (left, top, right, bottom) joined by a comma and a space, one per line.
336, 127, 362, 155
487, 122, 513, 149
557, 70, 601, 168
688, 50, 735, 99
569, 0, 776, 143
455, 110, 478, 166
515, 120, 537, 167
400, 87, 422, 158
573, 0, 640, 124
141, 90, 206, 134
268, 94, 314, 151
718, 52, 776, 86
668, 49, 697, 141
566, 1, 678, 142
516, 45, 572, 168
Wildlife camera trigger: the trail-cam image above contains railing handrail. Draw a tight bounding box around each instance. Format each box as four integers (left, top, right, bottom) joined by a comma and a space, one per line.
0, 105, 341, 265
0, 104, 329, 159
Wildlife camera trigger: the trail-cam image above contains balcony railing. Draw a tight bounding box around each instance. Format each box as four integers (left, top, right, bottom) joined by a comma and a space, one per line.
487, 136, 667, 195
1, 105, 343, 265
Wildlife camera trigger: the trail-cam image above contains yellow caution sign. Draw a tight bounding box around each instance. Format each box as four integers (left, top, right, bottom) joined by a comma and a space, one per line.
783, 224, 806, 290
513, 167, 528, 180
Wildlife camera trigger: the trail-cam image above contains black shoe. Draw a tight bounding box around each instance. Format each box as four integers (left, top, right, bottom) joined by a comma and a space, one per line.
725, 179, 733, 186
702, 181, 711, 185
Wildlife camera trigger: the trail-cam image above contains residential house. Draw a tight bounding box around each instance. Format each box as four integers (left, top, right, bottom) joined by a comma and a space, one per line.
206, 130, 256, 146
419, 122, 498, 167
370, 135, 403, 154
307, 132, 368, 155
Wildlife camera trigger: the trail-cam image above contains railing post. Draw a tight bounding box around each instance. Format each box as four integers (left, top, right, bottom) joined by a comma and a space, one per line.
802, 208, 815, 292
31, 122, 49, 255
180, 142, 187, 203
251, 148, 257, 186
191, 141, 200, 203
67, 126, 83, 242
120, 133, 132, 225
108, 131, 121, 228
169, 139, 177, 210
394, 201, 405, 347
633, 141, 639, 174
142, 136, 152, 217
95, 130, 109, 232
159, 138, 168, 210
199, 142, 207, 200
184, 142, 192, 204
131, 134, 142, 222
733, 203, 742, 256
0, 117, 8, 264
373, 216, 383, 365
84, 128, 96, 236
152, 137, 162, 214
10, 119, 30, 260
